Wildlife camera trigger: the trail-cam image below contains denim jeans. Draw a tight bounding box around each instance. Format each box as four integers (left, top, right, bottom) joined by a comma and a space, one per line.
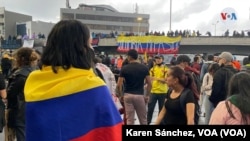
203, 94, 214, 124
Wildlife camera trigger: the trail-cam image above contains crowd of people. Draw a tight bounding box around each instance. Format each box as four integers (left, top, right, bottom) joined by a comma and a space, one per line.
0, 19, 249, 141
91, 28, 250, 39
99, 46, 250, 126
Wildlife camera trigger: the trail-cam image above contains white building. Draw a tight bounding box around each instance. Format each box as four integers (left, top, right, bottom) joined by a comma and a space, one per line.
0, 7, 55, 49
0, 7, 55, 40
0, 7, 32, 39
60, 3, 150, 35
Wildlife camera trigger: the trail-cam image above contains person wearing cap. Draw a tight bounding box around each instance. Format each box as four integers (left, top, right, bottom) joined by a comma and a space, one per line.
209, 51, 238, 108
176, 54, 200, 99
116, 49, 152, 125
147, 54, 169, 125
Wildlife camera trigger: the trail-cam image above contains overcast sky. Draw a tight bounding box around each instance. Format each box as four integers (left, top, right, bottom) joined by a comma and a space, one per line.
0, 0, 250, 36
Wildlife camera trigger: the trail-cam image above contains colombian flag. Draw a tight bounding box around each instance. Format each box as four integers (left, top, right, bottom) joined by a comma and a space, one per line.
24, 67, 122, 141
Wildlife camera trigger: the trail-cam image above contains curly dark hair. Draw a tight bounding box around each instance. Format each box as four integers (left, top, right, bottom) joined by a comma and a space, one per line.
15, 47, 38, 68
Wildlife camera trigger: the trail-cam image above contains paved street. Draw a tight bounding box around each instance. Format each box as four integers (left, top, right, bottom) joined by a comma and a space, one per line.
0, 130, 3, 141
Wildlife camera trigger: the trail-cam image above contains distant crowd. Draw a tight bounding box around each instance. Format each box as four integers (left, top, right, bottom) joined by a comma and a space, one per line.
91, 29, 250, 39
0, 32, 46, 42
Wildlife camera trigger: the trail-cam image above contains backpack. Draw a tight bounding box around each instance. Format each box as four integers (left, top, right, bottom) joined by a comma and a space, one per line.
222, 67, 237, 97
180, 89, 200, 125
191, 72, 201, 94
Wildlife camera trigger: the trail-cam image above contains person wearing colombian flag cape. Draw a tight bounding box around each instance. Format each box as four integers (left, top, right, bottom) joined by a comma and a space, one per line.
24, 20, 123, 141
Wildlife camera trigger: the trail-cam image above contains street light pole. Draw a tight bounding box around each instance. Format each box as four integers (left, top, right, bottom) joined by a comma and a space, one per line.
212, 21, 219, 36
169, 0, 172, 32
137, 17, 142, 35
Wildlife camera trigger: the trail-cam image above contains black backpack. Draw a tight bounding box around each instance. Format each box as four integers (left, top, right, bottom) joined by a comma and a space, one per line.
222, 67, 237, 98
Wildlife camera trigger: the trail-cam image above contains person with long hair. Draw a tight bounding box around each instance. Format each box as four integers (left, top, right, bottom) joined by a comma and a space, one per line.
155, 66, 198, 125
209, 72, 250, 124
7, 47, 38, 141
24, 20, 122, 141
200, 63, 220, 124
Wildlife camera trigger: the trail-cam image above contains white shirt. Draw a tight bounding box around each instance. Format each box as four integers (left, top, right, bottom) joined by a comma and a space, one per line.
200, 72, 213, 96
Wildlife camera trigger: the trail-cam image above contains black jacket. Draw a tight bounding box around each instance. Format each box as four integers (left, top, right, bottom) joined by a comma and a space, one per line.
7, 66, 34, 127
0, 73, 6, 132
209, 65, 238, 107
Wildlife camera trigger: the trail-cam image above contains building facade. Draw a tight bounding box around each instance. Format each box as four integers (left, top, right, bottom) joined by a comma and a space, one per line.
16, 21, 55, 39
60, 4, 150, 35
0, 7, 32, 39
0, 7, 55, 50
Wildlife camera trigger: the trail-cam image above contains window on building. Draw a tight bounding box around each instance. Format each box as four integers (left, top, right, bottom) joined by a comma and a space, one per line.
62, 13, 74, 20
96, 7, 105, 11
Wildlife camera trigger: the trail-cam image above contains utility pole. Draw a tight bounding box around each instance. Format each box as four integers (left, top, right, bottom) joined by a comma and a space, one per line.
66, 0, 71, 9
212, 21, 219, 36
135, 3, 138, 13
169, 0, 172, 32
137, 17, 142, 35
